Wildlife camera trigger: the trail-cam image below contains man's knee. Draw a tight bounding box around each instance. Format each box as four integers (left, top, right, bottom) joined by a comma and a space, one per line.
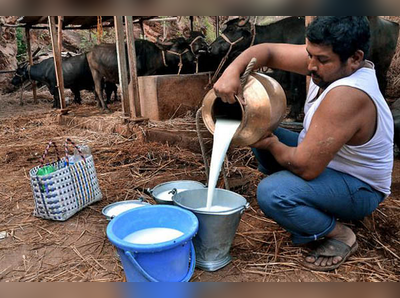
257, 176, 297, 217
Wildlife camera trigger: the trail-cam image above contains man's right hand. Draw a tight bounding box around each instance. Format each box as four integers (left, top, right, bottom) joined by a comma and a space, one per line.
213, 67, 244, 105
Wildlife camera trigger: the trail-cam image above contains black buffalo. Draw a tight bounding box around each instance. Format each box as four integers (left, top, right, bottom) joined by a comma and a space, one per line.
11, 54, 117, 109
209, 16, 399, 120
87, 33, 209, 110
367, 16, 399, 94
156, 31, 209, 74
209, 17, 307, 120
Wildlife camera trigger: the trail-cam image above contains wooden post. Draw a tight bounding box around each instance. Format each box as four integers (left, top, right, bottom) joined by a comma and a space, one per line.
216, 16, 219, 38
58, 16, 63, 53
125, 16, 142, 119
25, 27, 37, 104
114, 16, 130, 118
48, 16, 66, 111
305, 16, 315, 92
163, 19, 166, 40
190, 16, 194, 31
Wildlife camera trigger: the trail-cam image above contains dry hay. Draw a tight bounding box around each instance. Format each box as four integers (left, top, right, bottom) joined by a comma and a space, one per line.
0, 96, 399, 282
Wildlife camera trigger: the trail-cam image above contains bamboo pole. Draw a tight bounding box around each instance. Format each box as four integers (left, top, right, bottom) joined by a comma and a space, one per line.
216, 16, 219, 38
114, 16, 130, 119
25, 27, 37, 104
48, 16, 66, 111
125, 16, 142, 119
190, 16, 194, 31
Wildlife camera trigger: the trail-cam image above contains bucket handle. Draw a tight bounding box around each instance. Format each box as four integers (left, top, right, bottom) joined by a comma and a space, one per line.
169, 188, 178, 196
240, 202, 251, 215
144, 188, 153, 196
138, 196, 149, 203
124, 242, 196, 282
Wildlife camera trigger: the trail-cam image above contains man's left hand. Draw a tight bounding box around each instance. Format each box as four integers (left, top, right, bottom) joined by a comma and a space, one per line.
250, 133, 279, 150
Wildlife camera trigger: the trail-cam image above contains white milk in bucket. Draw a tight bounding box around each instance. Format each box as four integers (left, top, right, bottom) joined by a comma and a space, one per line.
123, 227, 184, 244
106, 203, 144, 218
197, 205, 231, 212
206, 119, 241, 210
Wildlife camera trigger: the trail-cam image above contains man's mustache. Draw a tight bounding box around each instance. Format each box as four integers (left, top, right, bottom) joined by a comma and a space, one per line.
309, 71, 321, 79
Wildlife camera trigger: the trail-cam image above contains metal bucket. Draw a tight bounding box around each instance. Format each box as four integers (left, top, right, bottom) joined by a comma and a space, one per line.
146, 180, 206, 205
173, 188, 249, 271
102, 198, 150, 220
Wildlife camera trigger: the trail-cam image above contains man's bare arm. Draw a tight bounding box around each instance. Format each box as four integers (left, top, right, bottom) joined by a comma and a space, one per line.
214, 43, 310, 104
252, 86, 375, 180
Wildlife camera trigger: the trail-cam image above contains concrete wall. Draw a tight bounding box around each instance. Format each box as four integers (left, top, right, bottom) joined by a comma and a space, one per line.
138, 72, 212, 120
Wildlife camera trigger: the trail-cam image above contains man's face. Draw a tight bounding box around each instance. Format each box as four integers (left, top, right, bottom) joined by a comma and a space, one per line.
306, 39, 353, 89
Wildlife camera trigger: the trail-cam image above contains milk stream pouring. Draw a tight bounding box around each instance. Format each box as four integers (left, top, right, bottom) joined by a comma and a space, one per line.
206, 118, 240, 210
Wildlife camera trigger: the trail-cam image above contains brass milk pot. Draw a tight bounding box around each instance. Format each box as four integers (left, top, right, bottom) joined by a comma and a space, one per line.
202, 73, 287, 146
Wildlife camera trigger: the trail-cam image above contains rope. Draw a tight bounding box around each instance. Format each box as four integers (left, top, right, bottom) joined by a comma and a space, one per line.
188, 35, 204, 74
189, 35, 203, 56
196, 107, 209, 183
209, 24, 257, 86
166, 49, 189, 75
240, 57, 257, 89
222, 157, 230, 190
210, 34, 244, 84
161, 50, 168, 67
250, 23, 256, 47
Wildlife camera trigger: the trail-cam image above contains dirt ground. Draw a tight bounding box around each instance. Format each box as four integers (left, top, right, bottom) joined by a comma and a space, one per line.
0, 91, 399, 282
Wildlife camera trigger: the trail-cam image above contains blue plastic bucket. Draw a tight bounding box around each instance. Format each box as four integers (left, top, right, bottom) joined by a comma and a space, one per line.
106, 205, 199, 282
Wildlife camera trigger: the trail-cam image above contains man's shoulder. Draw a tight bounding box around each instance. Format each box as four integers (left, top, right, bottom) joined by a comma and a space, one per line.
326, 85, 371, 103
327, 67, 378, 95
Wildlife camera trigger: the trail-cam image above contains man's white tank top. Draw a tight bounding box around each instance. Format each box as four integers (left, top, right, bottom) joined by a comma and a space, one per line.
298, 61, 393, 195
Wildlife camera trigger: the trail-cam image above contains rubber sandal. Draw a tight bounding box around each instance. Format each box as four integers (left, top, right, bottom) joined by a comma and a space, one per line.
301, 238, 359, 272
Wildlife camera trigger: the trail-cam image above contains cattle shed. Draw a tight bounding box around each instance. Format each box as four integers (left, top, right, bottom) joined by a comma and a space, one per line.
13, 16, 207, 123
14, 16, 160, 121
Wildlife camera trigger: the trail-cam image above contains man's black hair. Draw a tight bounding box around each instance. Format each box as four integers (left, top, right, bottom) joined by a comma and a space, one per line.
306, 16, 371, 62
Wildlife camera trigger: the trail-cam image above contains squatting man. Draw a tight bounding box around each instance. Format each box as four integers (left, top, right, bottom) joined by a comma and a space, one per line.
213, 16, 393, 271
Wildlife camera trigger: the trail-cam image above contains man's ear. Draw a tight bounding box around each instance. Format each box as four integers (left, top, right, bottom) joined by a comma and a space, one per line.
351, 50, 364, 66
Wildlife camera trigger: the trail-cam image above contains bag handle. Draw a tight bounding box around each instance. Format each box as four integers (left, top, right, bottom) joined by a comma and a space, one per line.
40, 141, 61, 166
64, 138, 86, 166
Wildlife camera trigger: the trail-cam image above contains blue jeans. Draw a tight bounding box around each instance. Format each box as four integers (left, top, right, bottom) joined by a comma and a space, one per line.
253, 127, 385, 244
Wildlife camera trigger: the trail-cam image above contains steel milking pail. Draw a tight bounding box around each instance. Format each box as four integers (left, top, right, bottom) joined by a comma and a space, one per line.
202, 73, 287, 146
102, 198, 151, 221
146, 180, 206, 205
173, 188, 250, 272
